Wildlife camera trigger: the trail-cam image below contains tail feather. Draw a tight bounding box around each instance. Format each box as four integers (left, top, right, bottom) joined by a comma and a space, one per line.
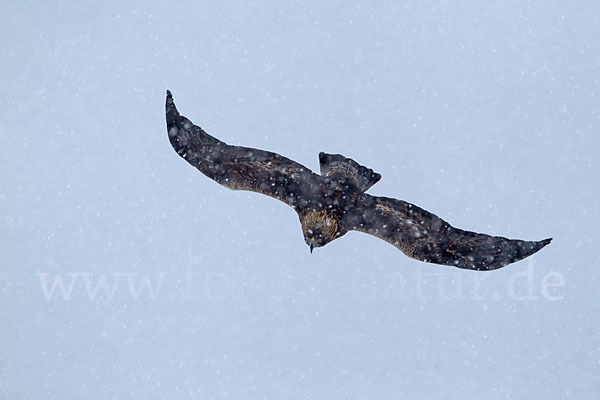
319, 152, 381, 192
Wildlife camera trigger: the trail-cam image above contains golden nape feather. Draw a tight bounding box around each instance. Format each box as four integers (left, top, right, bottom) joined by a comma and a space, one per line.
301, 211, 341, 251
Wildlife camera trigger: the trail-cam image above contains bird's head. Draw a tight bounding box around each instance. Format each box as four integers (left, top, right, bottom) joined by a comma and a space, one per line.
301, 211, 342, 253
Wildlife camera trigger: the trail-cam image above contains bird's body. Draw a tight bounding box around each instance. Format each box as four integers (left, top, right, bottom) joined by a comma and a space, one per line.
166, 91, 551, 271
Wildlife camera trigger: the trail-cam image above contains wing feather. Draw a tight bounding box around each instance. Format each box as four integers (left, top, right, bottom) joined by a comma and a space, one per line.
350, 195, 551, 270
166, 91, 322, 209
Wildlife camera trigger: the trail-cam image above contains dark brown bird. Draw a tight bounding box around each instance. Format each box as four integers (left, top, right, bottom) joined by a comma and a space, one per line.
166, 90, 551, 271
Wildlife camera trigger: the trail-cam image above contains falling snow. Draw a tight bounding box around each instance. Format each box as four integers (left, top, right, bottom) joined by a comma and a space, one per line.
2, 1, 599, 399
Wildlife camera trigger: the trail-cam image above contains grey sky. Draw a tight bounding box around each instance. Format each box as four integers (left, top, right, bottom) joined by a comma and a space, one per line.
2, 1, 599, 398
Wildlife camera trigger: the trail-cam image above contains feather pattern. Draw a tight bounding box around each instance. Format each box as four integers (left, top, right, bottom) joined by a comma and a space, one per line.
166, 91, 551, 270
351, 196, 551, 270
166, 90, 322, 210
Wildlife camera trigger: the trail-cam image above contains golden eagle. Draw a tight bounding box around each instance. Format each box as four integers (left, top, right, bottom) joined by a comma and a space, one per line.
166, 91, 551, 271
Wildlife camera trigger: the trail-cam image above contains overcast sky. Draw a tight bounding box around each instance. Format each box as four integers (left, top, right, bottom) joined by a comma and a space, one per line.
2, 1, 599, 398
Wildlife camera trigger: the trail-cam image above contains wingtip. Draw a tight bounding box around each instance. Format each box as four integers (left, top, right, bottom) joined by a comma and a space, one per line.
529, 238, 552, 256
166, 90, 177, 113
165, 89, 181, 133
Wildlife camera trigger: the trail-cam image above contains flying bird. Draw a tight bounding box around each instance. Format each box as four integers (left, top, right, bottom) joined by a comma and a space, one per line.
165, 90, 551, 271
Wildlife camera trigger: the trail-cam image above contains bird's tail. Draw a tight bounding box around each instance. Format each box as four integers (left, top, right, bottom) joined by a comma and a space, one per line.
318, 152, 381, 192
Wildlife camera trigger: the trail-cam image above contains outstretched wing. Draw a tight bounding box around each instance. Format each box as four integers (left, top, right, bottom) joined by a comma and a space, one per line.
349, 195, 551, 270
166, 91, 323, 210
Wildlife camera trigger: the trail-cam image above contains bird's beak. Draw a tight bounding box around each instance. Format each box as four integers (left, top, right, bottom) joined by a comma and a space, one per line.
310, 242, 314, 253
